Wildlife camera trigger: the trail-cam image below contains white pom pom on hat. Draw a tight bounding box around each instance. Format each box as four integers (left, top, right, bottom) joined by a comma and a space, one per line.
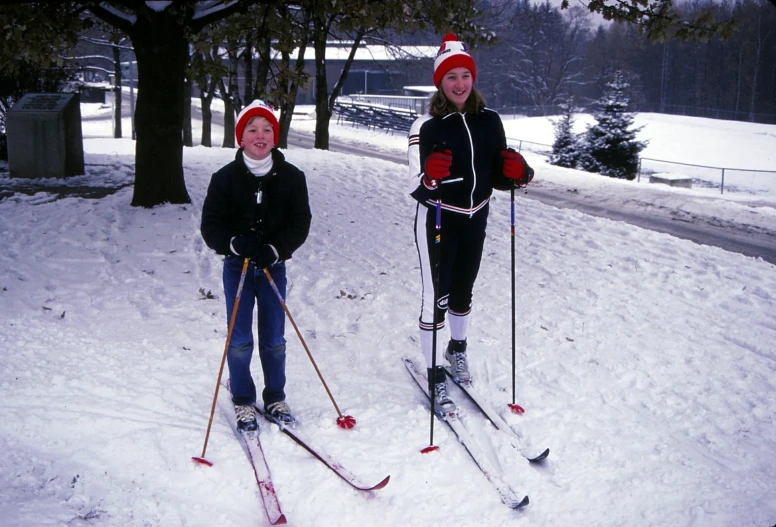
433, 33, 477, 87
235, 99, 280, 145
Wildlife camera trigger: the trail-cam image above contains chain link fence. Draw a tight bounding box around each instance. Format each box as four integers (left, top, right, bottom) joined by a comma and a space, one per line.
637, 158, 776, 195
505, 137, 775, 196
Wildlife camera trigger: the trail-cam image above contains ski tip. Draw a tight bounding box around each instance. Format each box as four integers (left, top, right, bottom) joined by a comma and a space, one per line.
371, 475, 391, 490
420, 445, 440, 454
271, 513, 288, 525
529, 448, 550, 463
191, 456, 213, 467
512, 495, 529, 509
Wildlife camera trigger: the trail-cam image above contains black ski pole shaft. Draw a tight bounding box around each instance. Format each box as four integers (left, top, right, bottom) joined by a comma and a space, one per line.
511, 187, 516, 405
429, 198, 442, 449
508, 187, 525, 415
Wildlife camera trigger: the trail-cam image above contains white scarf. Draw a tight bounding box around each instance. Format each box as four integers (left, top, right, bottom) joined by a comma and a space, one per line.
243, 153, 273, 177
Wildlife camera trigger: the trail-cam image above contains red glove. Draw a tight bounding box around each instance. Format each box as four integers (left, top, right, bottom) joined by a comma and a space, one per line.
424, 149, 453, 181
501, 149, 534, 187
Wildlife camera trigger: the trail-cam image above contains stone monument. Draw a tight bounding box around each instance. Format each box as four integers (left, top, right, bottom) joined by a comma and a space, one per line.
6, 92, 85, 179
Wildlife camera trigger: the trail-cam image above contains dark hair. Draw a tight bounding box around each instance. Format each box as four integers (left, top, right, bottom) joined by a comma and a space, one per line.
428, 87, 487, 117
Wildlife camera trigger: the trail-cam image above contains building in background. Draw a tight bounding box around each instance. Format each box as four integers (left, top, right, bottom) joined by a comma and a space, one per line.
272, 42, 437, 105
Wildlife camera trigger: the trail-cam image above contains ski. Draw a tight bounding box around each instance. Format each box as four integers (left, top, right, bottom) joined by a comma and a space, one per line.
240, 430, 287, 525
403, 358, 529, 509
445, 368, 550, 463
221, 384, 287, 524
254, 405, 391, 492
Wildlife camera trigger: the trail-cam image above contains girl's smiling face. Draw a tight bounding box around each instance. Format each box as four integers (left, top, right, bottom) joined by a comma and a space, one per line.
241, 116, 275, 160
440, 67, 473, 111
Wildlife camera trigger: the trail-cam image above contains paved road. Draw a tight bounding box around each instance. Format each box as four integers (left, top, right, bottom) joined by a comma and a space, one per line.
288, 130, 776, 265
286, 128, 405, 164
523, 184, 776, 265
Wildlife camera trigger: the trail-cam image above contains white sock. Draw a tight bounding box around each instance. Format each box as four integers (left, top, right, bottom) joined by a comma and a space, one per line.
420, 329, 446, 368
448, 313, 469, 341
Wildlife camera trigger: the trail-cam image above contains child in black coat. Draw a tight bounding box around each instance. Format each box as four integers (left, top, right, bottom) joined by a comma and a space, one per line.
201, 100, 312, 431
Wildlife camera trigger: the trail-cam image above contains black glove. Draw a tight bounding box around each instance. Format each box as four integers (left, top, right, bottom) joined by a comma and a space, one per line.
252, 245, 279, 269
231, 234, 263, 259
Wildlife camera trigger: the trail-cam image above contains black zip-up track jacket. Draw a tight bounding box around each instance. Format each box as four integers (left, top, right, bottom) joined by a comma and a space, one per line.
408, 108, 513, 214
201, 148, 311, 260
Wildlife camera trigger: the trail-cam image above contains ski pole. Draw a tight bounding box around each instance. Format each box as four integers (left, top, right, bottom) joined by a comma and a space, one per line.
508, 186, 525, 415
422, 197, 443, 453
262, 267, 356, 429
193, 257, 250, 466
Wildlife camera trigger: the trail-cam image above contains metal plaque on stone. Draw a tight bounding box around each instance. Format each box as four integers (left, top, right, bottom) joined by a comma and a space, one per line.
6, 93, 85, 179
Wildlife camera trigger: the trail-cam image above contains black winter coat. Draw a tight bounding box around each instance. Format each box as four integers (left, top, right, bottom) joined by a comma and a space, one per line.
201, 149, 311, 260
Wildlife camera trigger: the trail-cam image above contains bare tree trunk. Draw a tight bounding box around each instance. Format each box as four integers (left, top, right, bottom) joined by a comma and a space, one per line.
313, 17, 331, 150
220, 78, 236, 148
219, 45, 241, 149
277, 40, 309, 148
200, 78, 216, 147
254, 36, 271, 100
748, 18, 771, 122
112, 44, 122, 138
734, 47, 743, 114
312, 15, 363, 150
201, 97, 213, 147
127, 14, 190, 207
243, 42, 254, 104
183, 73, 193, 147
659, 42, 669, 113
228, 45, 242, 112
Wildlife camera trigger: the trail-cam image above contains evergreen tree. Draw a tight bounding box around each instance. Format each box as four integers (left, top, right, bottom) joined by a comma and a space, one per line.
549, 96, 581, 168
579, 70, 647, 180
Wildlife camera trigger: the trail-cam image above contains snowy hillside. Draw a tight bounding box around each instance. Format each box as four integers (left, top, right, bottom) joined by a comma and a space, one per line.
0, 105, 775, 527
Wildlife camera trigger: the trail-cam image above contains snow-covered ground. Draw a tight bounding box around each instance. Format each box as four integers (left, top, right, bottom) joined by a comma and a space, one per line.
1, 102, 775, 527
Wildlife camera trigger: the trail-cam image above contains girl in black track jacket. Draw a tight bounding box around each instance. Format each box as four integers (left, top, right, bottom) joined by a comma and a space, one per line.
408, 34, 534, 413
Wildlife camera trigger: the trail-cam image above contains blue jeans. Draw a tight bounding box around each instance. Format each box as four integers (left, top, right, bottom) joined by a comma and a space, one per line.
223, 256, 287, 407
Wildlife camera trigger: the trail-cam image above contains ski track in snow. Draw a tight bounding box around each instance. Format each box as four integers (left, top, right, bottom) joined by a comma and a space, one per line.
1, 113, 775, 526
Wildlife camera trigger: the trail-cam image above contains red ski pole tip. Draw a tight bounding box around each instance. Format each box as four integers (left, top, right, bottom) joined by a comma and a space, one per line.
507, 403, 525, 415
191, 456, 213, 467
420, 445, 440, 454
337, 415, 357, 429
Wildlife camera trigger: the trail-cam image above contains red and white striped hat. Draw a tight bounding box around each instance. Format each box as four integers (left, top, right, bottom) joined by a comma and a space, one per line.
235, 99, 279, 145
433, 33, 477, 87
